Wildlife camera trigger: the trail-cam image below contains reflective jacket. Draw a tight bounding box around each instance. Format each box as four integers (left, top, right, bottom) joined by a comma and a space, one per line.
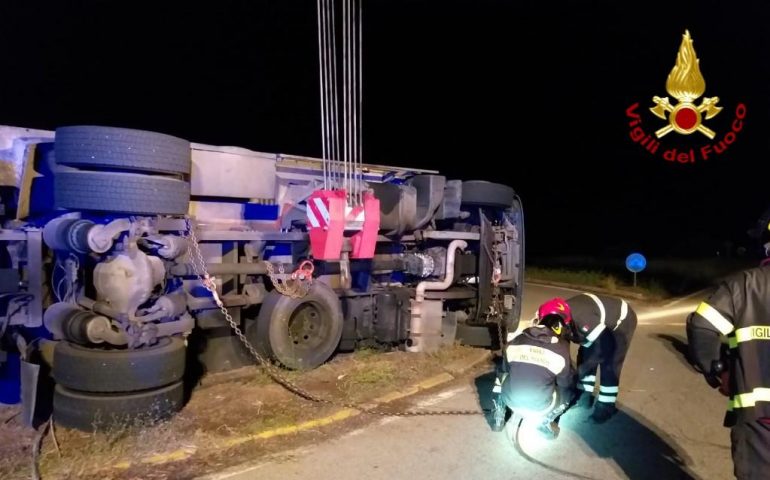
501, 325, 573, 412
687, 265, 770, 426
567, 293, 631, 347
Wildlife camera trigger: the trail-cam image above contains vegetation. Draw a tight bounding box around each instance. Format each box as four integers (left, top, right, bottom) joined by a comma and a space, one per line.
525, 256, 755, 299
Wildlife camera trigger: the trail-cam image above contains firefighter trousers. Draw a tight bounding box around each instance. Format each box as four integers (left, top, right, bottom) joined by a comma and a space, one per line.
576, 310, 637, 405
731, 419, 770, 480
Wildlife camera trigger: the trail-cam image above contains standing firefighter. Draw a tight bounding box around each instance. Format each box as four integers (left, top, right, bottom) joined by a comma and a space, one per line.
687, 262, 770, 480
492, 298, 575, 439
564, 293, 638, 423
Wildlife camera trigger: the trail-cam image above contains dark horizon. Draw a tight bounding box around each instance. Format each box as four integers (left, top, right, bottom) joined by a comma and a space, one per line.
2, 1, 769, 260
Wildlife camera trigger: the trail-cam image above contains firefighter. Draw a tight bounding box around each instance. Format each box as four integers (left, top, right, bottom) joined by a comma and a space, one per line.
686, 254, 770, 480
560, 293, 638, 423
491, 298, 575, 439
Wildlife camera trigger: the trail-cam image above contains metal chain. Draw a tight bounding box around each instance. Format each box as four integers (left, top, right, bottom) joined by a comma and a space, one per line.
264, 261, 310, 299
183, 218, 482, 417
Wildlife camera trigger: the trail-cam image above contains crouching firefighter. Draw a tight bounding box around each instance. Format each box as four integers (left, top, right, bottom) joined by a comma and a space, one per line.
491, 299, 575, 439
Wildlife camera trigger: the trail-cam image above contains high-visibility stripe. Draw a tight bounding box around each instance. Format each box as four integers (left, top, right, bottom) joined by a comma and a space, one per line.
505, 344, 566, 375
583, 324, 606, 348
345, 205, 365, 222
306, 207, 321, 227
695, 302, 734, 335
727, 325, 770, 349
599, 385, 619, 394
597, 395, 617, 403
579, 374, 596, 392
506, 331, 521, 342
313, 197, 331, 225
728, 388, 770, 411
581, 293, 606, 347
614, 301, 628, 331
493, 373, 505, 393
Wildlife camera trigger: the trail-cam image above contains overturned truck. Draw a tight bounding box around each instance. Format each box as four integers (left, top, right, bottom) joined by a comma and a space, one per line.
0, 124, 524, 430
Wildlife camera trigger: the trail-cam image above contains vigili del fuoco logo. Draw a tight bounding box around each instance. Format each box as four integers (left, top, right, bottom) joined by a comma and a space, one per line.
626, 30, 746, 164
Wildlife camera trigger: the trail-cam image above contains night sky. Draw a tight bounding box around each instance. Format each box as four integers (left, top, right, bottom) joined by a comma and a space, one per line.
2, 1, 770, 259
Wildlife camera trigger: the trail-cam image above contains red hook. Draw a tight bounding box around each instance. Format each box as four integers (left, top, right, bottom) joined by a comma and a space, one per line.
291, 260, 315, 282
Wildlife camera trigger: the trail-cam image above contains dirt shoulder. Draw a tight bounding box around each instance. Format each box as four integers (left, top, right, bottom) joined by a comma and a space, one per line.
0, 345, 492, 480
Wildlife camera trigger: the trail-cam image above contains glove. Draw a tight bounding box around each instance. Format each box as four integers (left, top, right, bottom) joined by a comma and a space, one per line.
718, 370, 730, 397
709, 360, 730, 397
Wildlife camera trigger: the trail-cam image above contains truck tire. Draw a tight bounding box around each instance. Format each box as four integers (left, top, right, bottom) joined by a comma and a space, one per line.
53, 337, 186, 393
247, 282, 343, 370
53, 381, 184, 431
55, 125, 191, 175
54, 170, 190, 215
461, 181, 514, 208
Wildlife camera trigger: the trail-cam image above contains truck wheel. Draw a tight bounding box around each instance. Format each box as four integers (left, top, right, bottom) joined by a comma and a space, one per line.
461, 181, 514, 208
55, 125, 191, 175
53, 381, 184, 431
247, 282, 343, 370
54, 170, 190, 215
53, 337, 186, 393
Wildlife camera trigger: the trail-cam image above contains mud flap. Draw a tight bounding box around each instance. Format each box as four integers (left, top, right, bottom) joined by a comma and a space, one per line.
18, 337, 54, 428
20, 358, 40, 427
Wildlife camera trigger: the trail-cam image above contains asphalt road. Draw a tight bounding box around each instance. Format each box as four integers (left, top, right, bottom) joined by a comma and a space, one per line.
200, 283, 733, 480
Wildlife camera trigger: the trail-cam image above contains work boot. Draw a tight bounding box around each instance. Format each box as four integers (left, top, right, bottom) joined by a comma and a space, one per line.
491, 398, 507, 432
591, 402, 618, 423
536, 421, 560, 440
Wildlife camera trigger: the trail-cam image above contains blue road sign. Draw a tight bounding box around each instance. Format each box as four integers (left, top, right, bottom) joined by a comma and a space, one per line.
625, 253, 647, 273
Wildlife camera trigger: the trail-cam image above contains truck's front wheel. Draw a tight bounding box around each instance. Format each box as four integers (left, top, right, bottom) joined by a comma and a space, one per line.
247, 282, 343, 370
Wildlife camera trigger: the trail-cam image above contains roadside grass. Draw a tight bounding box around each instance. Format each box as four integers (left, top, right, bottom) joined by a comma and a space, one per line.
337, 360, 398, 402
428, 343, 484, 364
34, 411, 201, 479
525, 266, 667, 299
2, 342, 488, 480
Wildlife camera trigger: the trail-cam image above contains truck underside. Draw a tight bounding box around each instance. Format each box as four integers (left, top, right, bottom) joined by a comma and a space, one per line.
0, 124, 524, 430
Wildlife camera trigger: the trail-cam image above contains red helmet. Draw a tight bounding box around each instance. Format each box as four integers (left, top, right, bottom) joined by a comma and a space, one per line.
537, 298, 572, 325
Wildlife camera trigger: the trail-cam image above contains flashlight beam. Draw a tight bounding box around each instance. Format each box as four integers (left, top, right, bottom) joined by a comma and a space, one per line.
512, 419, 599, 480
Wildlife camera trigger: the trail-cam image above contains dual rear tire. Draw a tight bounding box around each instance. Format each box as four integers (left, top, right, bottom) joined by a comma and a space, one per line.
52, 337, 187, 431
53, 125, 192, 216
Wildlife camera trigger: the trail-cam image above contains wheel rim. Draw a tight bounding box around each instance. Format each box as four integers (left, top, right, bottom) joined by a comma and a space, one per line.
287, 302, 333, 354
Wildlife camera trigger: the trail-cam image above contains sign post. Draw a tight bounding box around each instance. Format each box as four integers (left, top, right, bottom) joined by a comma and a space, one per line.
625, 252, 647, 287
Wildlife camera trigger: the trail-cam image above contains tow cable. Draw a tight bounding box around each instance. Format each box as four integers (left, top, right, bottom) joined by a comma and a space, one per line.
185, 219, 490, 417
509, 417, 598, 480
